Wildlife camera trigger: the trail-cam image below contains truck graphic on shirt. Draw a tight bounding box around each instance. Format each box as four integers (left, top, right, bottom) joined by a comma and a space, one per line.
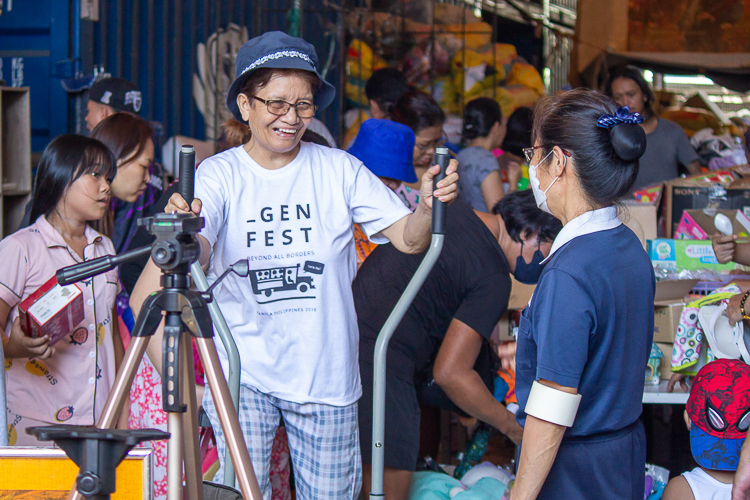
249, 261, 324, 297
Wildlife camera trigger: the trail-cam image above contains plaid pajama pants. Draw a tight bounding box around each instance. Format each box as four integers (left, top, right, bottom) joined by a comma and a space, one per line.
203, 385, 362, 500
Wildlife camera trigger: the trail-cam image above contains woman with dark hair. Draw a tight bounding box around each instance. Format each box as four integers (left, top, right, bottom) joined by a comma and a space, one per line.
131, 31, 458, 499
0, 135, 126, 445
365, 67, 411, 120
510, 89, 654, 500
501, 106, 534, 158
391, 89, 446, 194
90, 112, 158, 253
456, 97, 514, 212
605, 65, 700, 189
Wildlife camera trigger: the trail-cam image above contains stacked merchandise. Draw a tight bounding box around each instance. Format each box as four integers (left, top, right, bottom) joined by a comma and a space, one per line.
343, 2, 544, 143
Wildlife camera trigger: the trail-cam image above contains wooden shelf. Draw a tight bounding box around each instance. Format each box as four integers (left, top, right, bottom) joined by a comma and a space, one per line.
0, 87, 32, 237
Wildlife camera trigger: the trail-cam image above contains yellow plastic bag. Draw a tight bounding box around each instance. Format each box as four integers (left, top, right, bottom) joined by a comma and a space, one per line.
506, 62, 544, 95
440, 22, 493, 49
346, 39, 388, 82
495, 85, 542, 117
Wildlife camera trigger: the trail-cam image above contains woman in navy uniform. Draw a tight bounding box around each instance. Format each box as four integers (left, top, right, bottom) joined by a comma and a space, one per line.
510, 89, 654, 500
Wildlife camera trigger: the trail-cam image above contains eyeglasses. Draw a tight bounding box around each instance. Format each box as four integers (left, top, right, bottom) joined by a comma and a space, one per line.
523, 146, 545, 163
252, 96, 317, 118
415, 133, 448, 153
523, 146, 571, 163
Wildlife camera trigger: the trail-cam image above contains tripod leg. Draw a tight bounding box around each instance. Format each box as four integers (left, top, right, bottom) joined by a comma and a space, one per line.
97, 336, 151, 428
181, 335, 203, 500
68, 294, 165, 500
168, 411, 184, 500
194, 338, 263, 500
98, 293, 166, 429
164, 313, 185, 500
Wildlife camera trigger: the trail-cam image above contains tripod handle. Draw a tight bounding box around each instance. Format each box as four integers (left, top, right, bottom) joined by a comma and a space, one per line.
56, 246, 153, 286
431, 147, 449, 235
179, 145, 196, 207
57, 257, 116, 286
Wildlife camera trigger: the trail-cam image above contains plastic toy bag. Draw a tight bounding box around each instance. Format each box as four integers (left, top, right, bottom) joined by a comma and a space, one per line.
645, 463, 669, 499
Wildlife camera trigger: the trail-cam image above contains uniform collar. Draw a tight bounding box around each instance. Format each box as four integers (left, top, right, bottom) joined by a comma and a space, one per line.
35, 215, 103, 249
541, 206, 622, 264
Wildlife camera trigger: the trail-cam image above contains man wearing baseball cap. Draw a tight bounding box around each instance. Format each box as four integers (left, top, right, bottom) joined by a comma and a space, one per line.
85, 77, 142, 131
663, 359, 750, 500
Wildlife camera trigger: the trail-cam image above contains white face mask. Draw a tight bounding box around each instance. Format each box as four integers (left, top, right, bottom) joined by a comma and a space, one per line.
528, 149, 559, 215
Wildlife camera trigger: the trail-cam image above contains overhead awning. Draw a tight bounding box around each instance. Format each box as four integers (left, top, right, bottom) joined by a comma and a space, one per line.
584, 51, 750, 93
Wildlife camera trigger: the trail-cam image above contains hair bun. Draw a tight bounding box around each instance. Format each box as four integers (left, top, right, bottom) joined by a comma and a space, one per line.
609, 123, 647, 162
462, 121, 479, 140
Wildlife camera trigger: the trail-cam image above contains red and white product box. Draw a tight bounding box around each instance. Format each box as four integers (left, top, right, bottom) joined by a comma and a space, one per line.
18, 276, 85, 346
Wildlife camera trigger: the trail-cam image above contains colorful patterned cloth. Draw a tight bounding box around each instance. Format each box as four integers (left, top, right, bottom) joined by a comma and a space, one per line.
671, 285, 740, 373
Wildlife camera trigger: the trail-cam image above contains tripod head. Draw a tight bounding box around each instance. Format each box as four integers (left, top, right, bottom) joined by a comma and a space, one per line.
140, 212, 203, 272
56, 212, 205, 287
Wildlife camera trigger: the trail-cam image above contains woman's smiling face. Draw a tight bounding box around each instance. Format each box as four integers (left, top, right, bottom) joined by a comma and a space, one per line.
239, 72, 314, 156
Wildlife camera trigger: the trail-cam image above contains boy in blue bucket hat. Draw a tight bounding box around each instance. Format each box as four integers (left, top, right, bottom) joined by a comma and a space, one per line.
348, 119, 418, 266
349, 118, 418, 189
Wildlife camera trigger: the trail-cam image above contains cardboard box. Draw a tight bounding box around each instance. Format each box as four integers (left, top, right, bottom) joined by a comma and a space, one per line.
508, 276, 534, 310
663, 171, 750, 237
674, 209, 750, 240
653, 303, 684, 343
494, 312, 514, 342
648, 239, 737, 272
654, 279, 698, 306
656, 342, 675, 380
18, 276, 84, 346
619, 202, 657, 246
632, 184, 663, 205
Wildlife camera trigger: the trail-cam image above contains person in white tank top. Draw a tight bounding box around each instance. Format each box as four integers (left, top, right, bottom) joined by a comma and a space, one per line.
664, 466, 733, 500
661, 359, 750, 500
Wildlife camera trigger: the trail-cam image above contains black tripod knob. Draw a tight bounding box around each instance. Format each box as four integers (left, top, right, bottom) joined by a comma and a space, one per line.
78, 472, 103, 496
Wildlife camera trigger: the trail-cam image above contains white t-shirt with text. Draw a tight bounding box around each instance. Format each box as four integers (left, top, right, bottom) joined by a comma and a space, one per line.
195, 142, 411, 406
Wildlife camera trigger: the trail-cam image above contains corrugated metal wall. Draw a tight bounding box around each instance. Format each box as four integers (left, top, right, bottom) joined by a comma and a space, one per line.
87, 0, 345, 143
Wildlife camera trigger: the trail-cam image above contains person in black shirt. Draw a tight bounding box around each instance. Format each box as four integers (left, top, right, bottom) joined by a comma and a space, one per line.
355, 191, 561, 500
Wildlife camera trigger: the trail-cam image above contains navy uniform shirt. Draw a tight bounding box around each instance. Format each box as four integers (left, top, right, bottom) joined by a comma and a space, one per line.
515, 208, 655, 437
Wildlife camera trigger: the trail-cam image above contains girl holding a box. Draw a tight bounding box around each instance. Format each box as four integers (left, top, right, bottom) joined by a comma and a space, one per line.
0, 134, 126, 445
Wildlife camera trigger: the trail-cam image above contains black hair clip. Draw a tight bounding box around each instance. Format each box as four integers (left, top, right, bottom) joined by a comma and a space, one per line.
596, 106, 644, 129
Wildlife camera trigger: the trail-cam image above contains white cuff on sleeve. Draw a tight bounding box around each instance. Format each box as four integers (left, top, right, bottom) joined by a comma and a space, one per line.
525, 380, 581, 427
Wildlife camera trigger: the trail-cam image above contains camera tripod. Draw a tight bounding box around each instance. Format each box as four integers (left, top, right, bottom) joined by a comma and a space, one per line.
37, 211, 262, 500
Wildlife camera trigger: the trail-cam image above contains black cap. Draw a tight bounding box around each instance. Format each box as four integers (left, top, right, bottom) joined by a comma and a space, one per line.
226, 31, 335, 123
88, 77, 142, 113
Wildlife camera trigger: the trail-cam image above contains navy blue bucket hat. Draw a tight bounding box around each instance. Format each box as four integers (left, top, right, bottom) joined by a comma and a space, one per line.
348, 119, 418, 183
227, 31, 336, 123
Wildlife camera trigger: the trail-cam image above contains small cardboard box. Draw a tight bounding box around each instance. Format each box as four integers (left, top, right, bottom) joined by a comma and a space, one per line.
653, 303, 684, 343
648, 239, 737, 272
495, 312, 514, 342
508, 276, 535, 310
656, 342, 675, 379
619, 202, 657, 246
674, 208, 750, 240
632, 183, 663, 205
654, 279, 698, 306
19, 276, 84, 346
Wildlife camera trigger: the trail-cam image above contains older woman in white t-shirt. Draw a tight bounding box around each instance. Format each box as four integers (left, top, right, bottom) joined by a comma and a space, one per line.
131, 31, 457, 500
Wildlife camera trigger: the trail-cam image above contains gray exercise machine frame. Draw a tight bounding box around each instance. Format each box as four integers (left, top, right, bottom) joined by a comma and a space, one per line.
370, 148, 450, 497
